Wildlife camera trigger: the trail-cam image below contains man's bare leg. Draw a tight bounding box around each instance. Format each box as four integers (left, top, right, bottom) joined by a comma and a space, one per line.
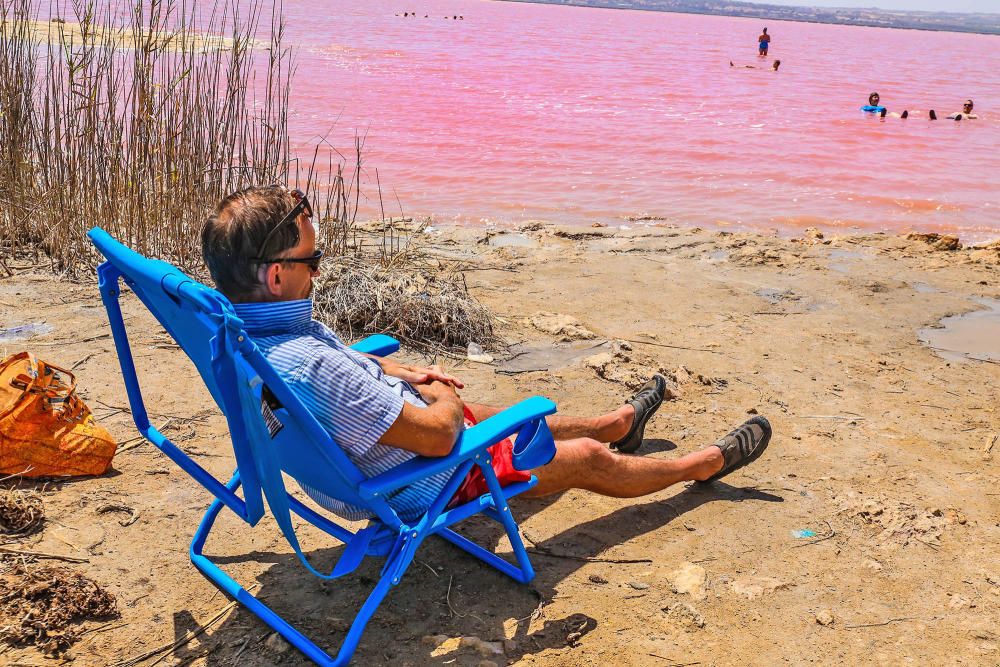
524, 437, 724, 498
465, 402, 634, 444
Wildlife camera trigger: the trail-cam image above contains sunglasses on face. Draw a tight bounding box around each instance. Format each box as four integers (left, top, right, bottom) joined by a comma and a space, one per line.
271, 249, 324, 272
254, 188, 314, 260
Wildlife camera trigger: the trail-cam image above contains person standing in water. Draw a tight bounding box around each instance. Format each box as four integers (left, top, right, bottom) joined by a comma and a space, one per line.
758, 28, 771, 56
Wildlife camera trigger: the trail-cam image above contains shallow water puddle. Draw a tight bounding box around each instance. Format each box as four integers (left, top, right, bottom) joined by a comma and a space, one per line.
755, 288, 799, 305
911, 282, 939, 294
919, 297, 1000, 363
0, 323, 54, 343
488, 233, 537, 249
827, 248, 868, 274
500, 340, 608, 373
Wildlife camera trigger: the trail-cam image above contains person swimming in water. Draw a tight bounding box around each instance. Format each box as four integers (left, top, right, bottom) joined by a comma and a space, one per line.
947, 99, 978, 120
758, 28, 770, 56
729, 59, 780, 71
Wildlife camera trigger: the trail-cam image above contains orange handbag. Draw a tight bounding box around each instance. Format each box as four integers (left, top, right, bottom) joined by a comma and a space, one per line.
0, 352, 117, 477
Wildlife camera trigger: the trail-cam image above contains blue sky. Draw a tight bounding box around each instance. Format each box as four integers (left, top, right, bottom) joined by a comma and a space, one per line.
758, 0, 998, 12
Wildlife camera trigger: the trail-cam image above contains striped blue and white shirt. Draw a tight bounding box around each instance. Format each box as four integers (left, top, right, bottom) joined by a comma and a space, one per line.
232, 299, 455, 521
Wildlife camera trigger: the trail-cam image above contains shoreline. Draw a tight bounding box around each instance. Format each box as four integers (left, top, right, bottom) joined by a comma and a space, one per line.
1, 224, 998, 665
387, 214, 1000, 248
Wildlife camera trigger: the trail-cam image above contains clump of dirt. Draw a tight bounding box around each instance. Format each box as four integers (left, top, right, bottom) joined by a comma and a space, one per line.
837, 494, 966, 550
906, 232, 962, 251
583, 340, 676, 390
530, 311, 597, 341
0, 488, 45, 535
0, 563, 118, 655
583, 341, 720, 394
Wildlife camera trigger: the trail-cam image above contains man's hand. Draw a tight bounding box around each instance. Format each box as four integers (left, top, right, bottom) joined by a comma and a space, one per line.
368, 356, 465, 389
414, 377, 461, 404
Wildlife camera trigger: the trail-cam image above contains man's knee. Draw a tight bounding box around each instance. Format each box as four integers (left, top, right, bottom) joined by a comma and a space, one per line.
571, 437, 617, 471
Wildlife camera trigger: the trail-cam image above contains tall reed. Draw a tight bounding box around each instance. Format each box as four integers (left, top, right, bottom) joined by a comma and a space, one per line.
0, 0, 360, 275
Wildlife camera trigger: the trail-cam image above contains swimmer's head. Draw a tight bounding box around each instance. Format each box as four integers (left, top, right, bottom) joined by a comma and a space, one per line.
772, 60, 781, 70
963, 99, 974, 111
869, 92, 880, 106
762, 27, 767, 33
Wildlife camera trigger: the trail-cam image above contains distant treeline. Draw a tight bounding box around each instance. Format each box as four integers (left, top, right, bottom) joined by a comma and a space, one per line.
500, 0, 1000, 36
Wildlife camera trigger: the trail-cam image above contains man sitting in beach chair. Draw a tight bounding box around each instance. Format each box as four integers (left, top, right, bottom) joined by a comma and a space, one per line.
199, 185, 772, 521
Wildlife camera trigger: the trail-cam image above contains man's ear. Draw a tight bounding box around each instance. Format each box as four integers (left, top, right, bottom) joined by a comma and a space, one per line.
260, 263, 283, 299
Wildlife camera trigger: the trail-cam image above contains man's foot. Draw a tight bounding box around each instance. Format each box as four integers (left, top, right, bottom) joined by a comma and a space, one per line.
901, 110, 908, 119
610, 374, 666, 454
929, 109, 937, 120
699, 416, 772, 483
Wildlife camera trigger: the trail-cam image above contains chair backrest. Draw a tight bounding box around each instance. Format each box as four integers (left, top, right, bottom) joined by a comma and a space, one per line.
87, 228, 392, 529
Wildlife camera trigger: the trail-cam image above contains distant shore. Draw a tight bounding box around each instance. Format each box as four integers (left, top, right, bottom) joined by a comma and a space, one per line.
501, 0, 1000, 36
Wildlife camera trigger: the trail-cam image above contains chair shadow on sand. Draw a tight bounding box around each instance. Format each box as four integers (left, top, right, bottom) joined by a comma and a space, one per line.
189, 480, 782, 665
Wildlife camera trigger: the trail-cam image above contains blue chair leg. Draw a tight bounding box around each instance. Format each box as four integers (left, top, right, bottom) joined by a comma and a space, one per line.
436, 462, 536, 585
189, 475, 396, 666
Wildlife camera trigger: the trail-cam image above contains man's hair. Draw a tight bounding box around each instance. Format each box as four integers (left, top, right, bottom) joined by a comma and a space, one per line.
201, 186, 301, 300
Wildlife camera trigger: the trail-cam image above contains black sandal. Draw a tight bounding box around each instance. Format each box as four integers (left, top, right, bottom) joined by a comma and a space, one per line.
700, 415, 772, 483
610, 374, 666, 454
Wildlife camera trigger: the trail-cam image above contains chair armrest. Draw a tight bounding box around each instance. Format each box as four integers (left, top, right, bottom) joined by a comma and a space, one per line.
357, 395, 557, 499
350, 334, 400, 357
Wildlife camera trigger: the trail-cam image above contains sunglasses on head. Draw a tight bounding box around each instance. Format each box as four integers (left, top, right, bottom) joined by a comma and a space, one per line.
253, 187, 314, 260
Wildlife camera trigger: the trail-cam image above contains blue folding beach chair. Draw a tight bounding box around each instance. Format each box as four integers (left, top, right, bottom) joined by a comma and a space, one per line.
88, 227, 557, 665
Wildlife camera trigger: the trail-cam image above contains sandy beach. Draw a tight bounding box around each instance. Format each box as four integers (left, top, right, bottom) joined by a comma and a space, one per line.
1, 224, 998, 666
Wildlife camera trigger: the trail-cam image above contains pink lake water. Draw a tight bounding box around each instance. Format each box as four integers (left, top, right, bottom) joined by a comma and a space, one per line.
282, 0, 1000, 240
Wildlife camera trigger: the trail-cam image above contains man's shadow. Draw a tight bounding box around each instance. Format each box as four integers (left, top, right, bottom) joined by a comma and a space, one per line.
200, 481, 782, 665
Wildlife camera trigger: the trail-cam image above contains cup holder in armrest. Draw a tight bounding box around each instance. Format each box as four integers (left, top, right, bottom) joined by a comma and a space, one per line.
511, 418, 556, 471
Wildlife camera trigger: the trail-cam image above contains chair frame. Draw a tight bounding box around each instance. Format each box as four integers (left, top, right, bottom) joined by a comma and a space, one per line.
89, 228, 556, 666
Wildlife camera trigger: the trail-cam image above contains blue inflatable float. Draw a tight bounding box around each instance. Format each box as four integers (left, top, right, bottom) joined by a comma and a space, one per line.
861, 105, 886, 113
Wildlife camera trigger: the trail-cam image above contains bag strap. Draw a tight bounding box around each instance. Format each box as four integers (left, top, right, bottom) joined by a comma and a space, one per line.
20, 358, 86, 421
212, 317, 379, 581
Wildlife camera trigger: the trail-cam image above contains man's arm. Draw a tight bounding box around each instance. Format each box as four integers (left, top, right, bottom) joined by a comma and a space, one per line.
379, 380, 465, 458
363, 354, 464, 388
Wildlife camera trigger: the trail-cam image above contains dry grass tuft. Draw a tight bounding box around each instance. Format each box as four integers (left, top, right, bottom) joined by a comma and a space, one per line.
314, 248, 503, 354
0, 0, 360, 275
0, 563, 118, 655
0, 487, 44, 535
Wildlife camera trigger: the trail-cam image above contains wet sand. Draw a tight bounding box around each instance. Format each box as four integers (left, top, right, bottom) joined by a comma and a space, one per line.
1, 224, 998, 665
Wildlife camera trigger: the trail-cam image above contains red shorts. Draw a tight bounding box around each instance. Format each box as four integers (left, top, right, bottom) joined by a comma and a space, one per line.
448, 407, 532, 507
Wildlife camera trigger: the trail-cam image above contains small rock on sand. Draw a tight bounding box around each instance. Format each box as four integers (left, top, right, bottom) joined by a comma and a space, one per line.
423, 635, 503, 658
729, 576, 793, 600
815, 609, 835, 626
459, 636, 505, 656
530, 312, 597, 340
906, 232, 962, 251
668, 562, 707, 600
265, 632, 291, 654
663, 601, 705, 630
